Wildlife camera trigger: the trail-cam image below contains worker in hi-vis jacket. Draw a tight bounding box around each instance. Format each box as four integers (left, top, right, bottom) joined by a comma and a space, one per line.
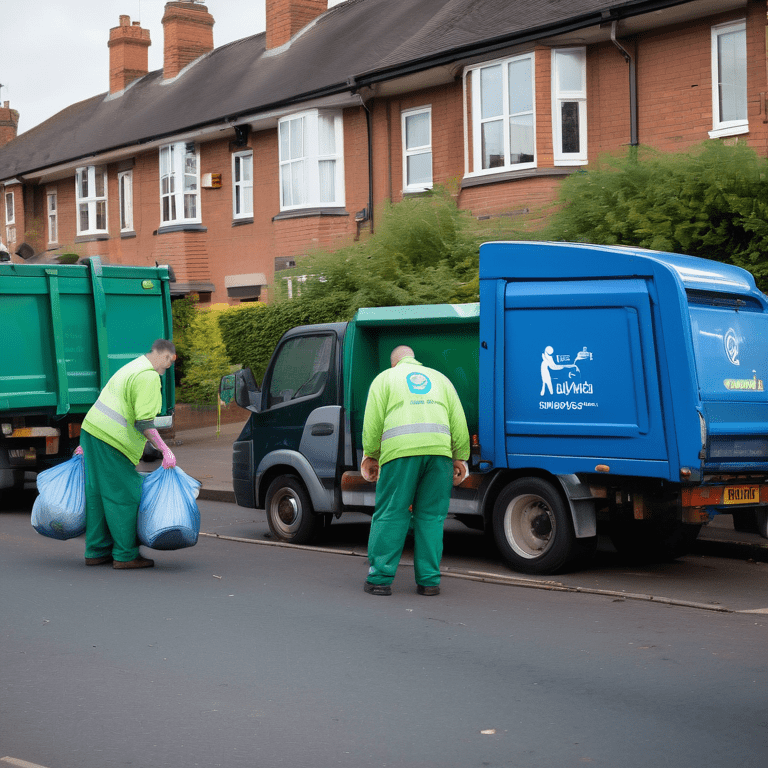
361, 345, 470, 596
78, 339, 177, 570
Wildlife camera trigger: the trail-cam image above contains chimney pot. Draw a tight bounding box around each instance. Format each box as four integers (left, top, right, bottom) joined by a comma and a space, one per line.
0, 101, 19, 147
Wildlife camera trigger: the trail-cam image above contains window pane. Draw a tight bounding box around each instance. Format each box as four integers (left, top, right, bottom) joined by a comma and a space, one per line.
94, 170, 105, 197
481, 120, 504, 169
79, 171, 88, 199
318, 114, 335, 155
319, 159, 335, 203
560, 102, 580, 153
160, 147, 170, 176
269, 335, 333, 405
234, 157, 241, 184
242, 154, 252, 181
557, 51, 584, 92
291, 160, 306, 206
79, 204, 89, 232
508, 58, 533, 114
243, 186, 253, 215
184, 194, 196, 219
290, 117, 304, 160
407, 152, 432, 186
96, 201, 106, 230
406, 112, 430, 149
280, 122, 290, 159
184, 174, 197, 192
5, 193, 12, 220
281, 165, 292, 207
49, 215, 57, 242
509, 114, 534, 164
48, 194, 56, 213
480, 64, 503, 119
718, 29, 747, 123
162, 197, 170, 222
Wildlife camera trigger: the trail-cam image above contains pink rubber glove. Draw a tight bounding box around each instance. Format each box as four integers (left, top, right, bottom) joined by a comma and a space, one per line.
74, 445, 83, 456
145, 428, 176, 469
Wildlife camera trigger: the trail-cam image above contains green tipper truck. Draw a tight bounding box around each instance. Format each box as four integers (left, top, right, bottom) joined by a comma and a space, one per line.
0, 257, 174, 493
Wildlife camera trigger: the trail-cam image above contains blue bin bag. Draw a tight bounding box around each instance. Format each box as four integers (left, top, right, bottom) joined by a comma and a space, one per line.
31, 454, 86, 540
137, 466, 201, 550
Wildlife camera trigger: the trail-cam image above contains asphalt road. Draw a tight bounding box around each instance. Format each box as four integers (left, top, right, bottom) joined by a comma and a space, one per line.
2, 494, 767, 768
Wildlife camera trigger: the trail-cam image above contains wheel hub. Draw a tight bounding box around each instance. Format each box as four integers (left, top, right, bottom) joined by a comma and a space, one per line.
504, 495, 555, 559
277, 495, 298, 525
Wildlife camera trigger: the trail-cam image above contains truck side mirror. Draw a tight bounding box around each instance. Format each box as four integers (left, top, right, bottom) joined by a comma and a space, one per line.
221, 369, 261, 412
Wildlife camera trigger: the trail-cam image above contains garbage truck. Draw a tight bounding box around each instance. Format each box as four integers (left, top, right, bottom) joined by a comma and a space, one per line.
222, 242, 768, 574
0, 256, 175, 494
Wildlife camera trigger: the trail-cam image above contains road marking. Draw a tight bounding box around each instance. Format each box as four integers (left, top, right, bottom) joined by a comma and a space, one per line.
2, 758, 52, 768
199, 531, 734, 613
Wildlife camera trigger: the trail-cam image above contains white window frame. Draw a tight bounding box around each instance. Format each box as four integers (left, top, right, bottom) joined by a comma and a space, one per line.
47, 189, 58, 244
468, 52, 537, 177
118, 171, 134, 232
710, 20, 748, 139
402, 106, 433, 192
75, 166, 108, 236
159, 142, 201, 226
552, 48, 587, 165
232, 150, 254, 219
278, 109, 345, 211
4, 190, 15, 244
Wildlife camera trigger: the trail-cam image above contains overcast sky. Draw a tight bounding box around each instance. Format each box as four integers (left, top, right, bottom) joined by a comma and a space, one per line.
2, 0, 345, 135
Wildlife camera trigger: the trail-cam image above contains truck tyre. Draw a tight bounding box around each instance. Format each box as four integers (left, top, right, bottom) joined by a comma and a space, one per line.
265, 475, 320, 545
732, 510, 760, 534
492, 477, 589, 575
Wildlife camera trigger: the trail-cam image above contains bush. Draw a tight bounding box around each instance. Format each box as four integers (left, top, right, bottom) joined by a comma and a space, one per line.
546, 141, 768, 290
175, 304, 232, 404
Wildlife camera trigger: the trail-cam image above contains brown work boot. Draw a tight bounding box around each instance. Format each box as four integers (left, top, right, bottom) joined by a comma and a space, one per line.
85, 555, 113, 566
417, 584, 440, 596
113, 555, 155, 570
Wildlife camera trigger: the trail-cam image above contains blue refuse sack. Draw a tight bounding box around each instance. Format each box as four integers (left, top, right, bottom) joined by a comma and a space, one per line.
137, 466, 201, 550
31, 454, 86, 540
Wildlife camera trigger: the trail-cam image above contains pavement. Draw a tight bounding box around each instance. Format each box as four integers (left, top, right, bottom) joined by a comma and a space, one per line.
145, 419, 768, 563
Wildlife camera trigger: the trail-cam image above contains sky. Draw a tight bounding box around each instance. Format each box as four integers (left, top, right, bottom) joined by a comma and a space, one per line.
1, 0, 345, 135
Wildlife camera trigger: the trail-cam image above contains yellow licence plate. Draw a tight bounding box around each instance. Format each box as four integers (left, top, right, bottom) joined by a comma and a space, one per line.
723, 485, 760, 505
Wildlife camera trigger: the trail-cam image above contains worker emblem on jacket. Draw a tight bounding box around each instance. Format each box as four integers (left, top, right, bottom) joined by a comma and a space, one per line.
406, 372, 432, 394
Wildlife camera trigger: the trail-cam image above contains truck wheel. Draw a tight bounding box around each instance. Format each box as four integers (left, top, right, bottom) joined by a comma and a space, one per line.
492, 478, 586, 575
732, 510, 760, 534
265, 475, 320, 545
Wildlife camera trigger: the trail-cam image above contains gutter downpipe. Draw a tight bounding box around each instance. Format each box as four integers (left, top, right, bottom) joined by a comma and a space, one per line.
611, 20, 638, 150
348, 76, 374, 236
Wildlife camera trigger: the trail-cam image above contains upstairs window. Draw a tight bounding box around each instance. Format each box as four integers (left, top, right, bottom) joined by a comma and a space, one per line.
75, 166, 107, 235
233, 151, 253, 219
470, 53, 536, 174
118, 171, 133, 232
552, 48, 587, 164
47, 190, 58, 244
159, 142, 200, 225
711, 20, 747, 138
402, 107, 433, 192
278, 110, 345, 211
4, 190, 15, 244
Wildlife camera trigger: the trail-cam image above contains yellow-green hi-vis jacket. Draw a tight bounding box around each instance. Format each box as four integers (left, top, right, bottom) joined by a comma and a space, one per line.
82, 356, 162, 465
362, 356, 470, 467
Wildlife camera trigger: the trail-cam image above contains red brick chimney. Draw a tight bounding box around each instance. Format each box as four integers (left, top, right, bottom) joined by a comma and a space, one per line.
0, 101, 19, 146
108, 15, 151, 94
162, 1, 215, 79
266, 0, 327, 50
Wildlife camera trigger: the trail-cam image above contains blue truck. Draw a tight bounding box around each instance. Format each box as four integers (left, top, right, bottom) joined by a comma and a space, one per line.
224, 241, 768, 574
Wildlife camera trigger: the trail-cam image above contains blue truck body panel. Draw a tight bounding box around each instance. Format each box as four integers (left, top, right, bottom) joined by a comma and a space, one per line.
479, 241, 768, 480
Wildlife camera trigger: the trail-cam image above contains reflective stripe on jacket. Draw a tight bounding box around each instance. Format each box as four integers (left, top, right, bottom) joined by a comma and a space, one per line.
82, 355, 162, 465
362, 356, 470, 466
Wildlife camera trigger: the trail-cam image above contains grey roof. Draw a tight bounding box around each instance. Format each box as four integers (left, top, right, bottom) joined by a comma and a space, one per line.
0, 0, 692, 179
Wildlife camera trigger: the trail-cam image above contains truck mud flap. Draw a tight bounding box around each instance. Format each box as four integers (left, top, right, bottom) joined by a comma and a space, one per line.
233, 440, 255, 508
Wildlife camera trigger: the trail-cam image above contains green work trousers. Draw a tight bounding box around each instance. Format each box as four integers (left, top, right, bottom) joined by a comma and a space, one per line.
81, 430, 144, 563
367, 454, 453, 587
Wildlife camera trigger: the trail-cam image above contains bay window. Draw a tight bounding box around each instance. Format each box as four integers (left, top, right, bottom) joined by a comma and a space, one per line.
278, 110, 344, 211
75, 166, 107, 235
159, 142, 200, 225
470, 53, 536, 174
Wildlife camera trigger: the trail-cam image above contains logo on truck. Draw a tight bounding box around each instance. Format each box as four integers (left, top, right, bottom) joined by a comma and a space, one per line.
724, 328, 740, 366
539, 345, 597, 410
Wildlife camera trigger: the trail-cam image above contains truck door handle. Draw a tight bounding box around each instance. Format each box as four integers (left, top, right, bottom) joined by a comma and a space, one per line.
311, 423, 335, 436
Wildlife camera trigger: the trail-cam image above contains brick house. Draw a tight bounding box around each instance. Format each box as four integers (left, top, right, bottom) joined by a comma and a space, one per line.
0, 0, 765, 303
